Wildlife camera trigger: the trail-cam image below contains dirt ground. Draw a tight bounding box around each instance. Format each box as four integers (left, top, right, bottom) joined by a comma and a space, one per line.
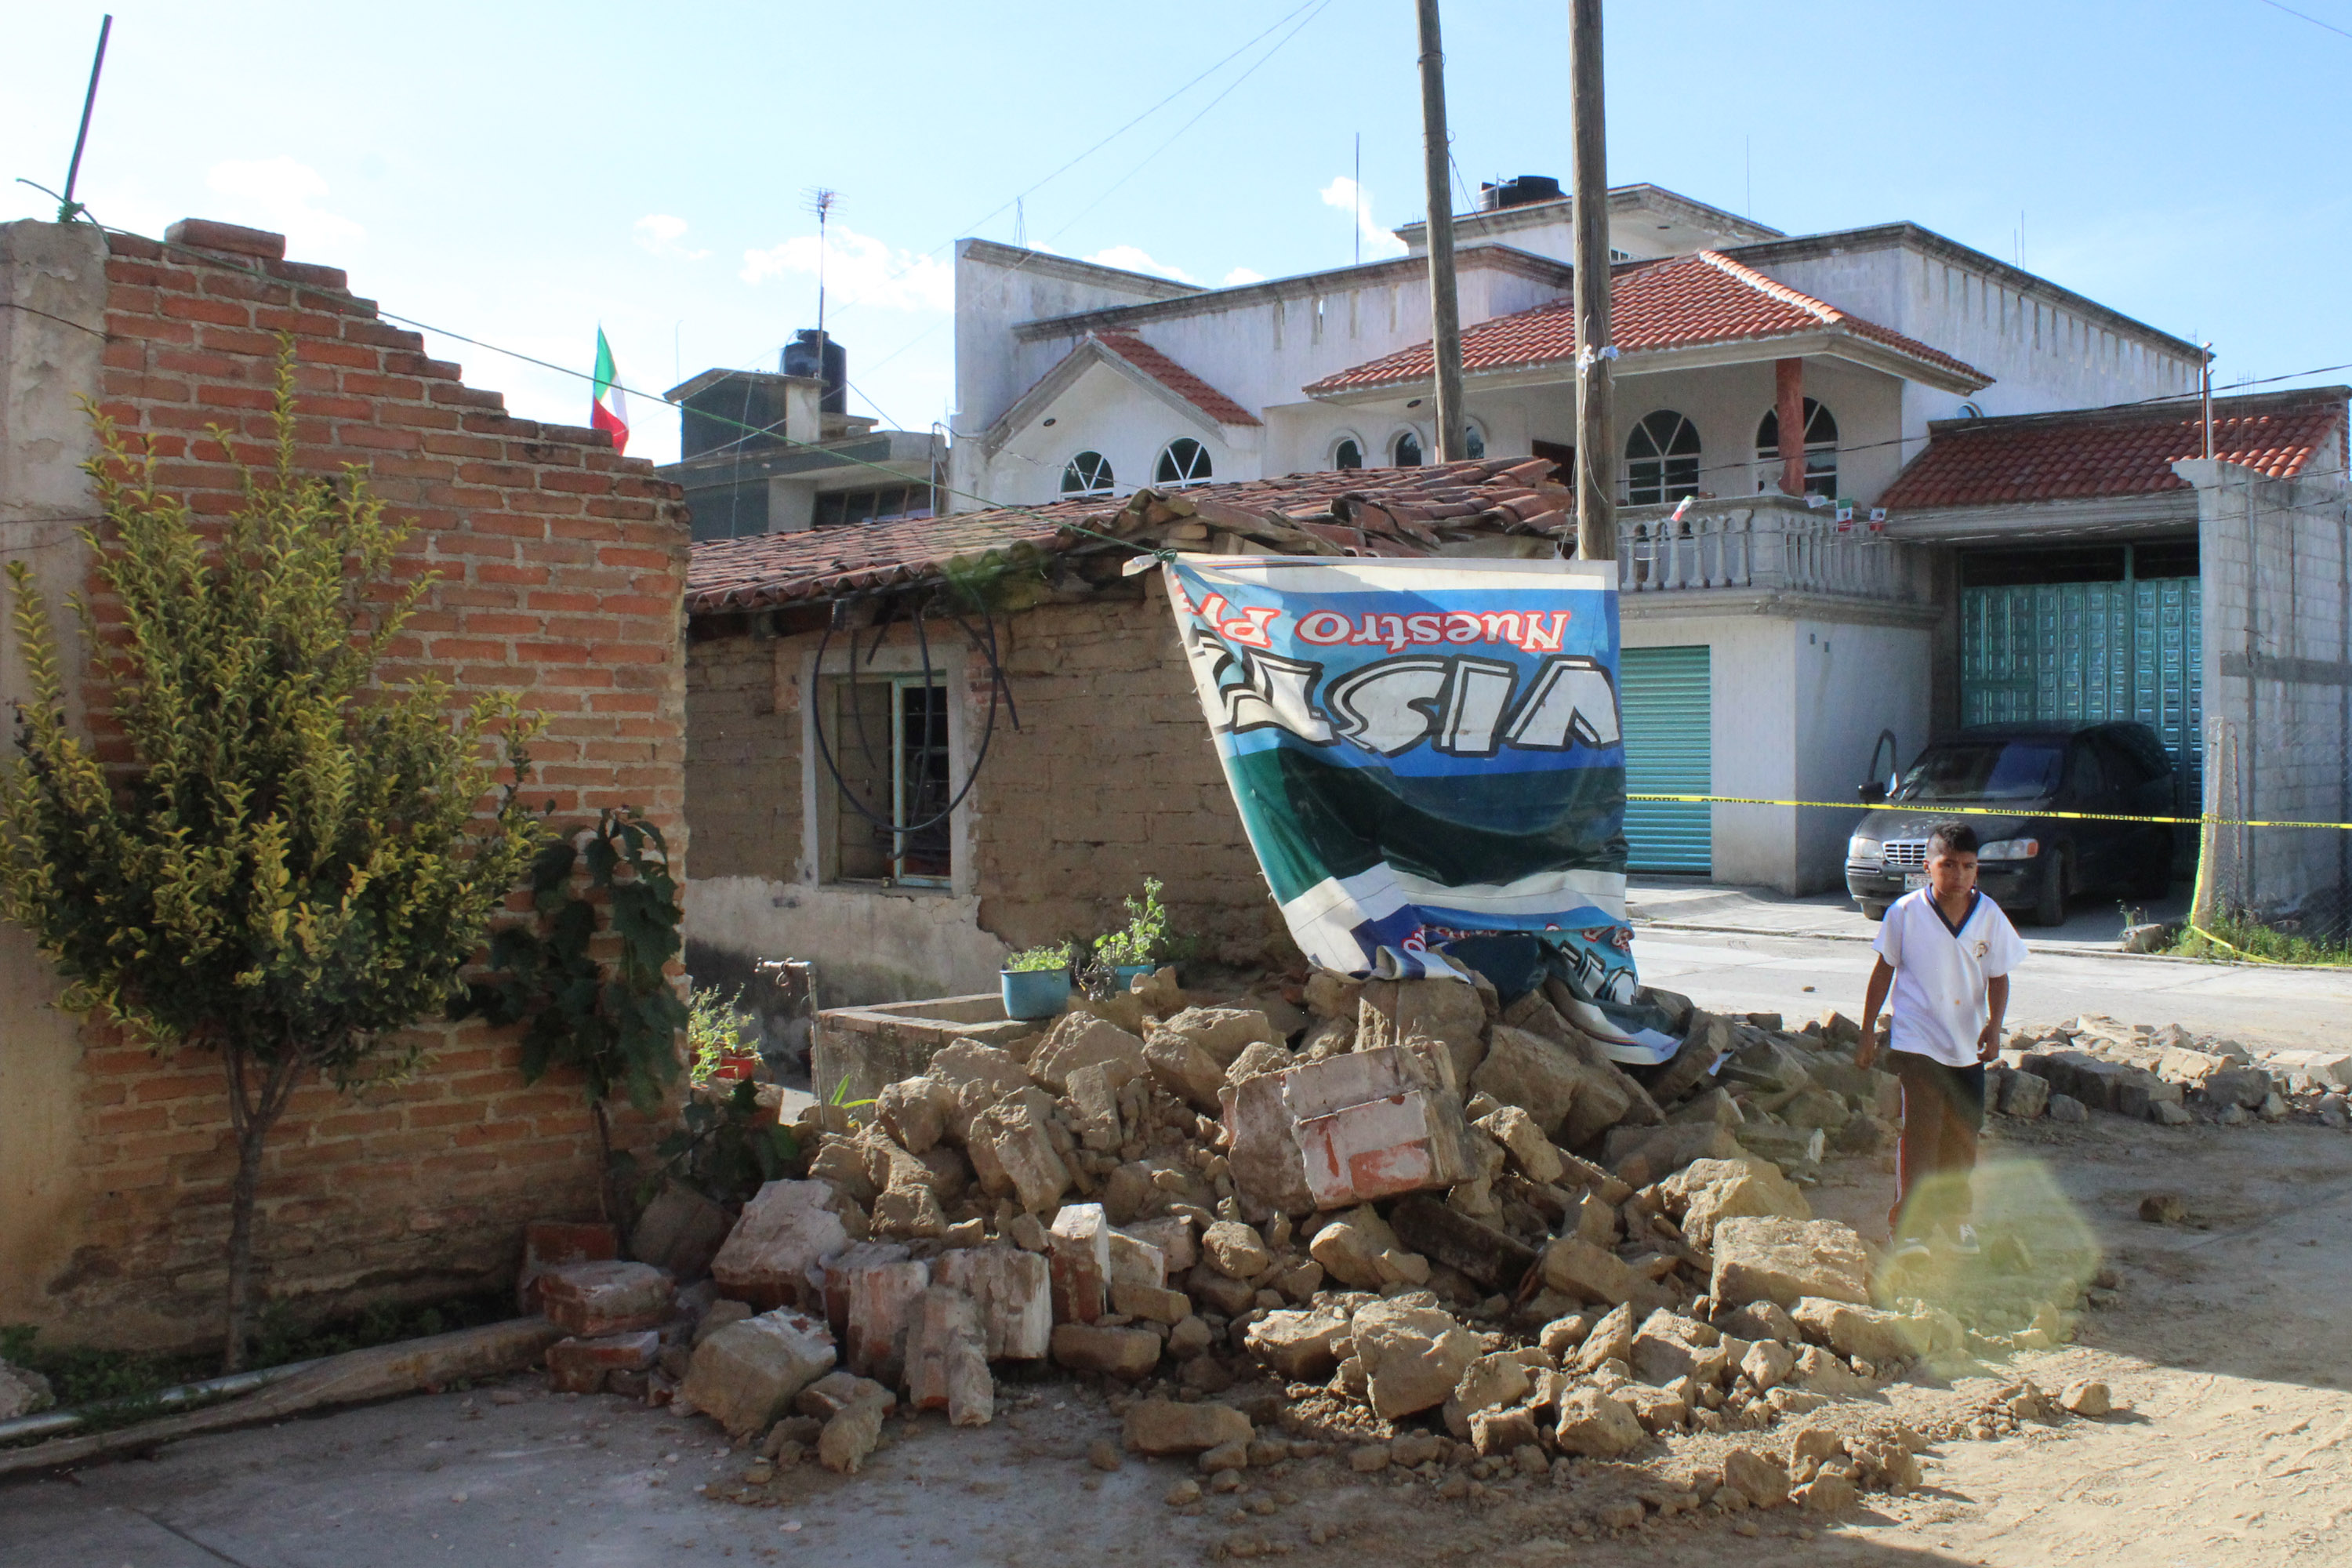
7, 1103, 2347, 1568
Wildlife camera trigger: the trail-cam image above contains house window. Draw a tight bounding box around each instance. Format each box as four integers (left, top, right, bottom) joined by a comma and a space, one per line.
1392, 430, 1424, 466
1333, 436, 1364, 470
812, 484, 935, 528
1463, 421, 1486, 460
1753, 398, 1838, 496
823, 675, 952, 886
1156, 437, 1213, 488
1624, 411, 1700, 504
1061, 451, 1114, 495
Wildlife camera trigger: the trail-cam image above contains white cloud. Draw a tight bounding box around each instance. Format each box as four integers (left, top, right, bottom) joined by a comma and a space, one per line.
204, 157, 364, 256
1086, 245, 1196, 284
739, 226, 953, 312
1320, 176, 1408, 260
633, 214, 708, 260
1221, 267, 1267, 286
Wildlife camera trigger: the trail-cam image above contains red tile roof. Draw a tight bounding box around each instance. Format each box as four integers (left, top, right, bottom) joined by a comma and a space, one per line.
1092, 331, 1262, 426
686, 458, 1570, 615
1305, 250, 1986, 395
1878, 389, 2349, 510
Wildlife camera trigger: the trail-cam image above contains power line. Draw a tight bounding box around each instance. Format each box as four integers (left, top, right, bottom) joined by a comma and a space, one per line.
2255, 0, 2352, 42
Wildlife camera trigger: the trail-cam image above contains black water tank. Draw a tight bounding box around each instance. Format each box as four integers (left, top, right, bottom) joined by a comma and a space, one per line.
782, 328, 847, 415
1481, 175, 1564, 212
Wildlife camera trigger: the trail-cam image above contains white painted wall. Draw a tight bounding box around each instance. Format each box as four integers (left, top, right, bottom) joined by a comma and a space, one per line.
1621, 607, 1933, 894
985, 356, 1255, 508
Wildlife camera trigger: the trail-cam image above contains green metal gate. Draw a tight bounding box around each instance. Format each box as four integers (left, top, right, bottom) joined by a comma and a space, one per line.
1620, 645, 1712, 873
1959, 575, 2201, 791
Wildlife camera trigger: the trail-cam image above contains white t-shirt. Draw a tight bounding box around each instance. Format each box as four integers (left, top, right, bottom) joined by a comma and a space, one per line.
1871, 888, 2027, 1067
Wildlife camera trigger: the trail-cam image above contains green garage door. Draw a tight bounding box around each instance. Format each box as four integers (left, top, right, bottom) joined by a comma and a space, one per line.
1619, 645, 1712, 873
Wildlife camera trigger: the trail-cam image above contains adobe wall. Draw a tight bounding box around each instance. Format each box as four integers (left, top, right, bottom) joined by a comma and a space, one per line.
0, 216, 688, 1349
683, 578, 1288, 1007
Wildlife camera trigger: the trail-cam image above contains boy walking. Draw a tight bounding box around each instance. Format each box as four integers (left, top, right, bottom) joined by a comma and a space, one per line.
1857, 821, 2026, 1256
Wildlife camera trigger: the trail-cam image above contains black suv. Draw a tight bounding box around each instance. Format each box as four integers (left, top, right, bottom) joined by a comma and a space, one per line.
1844, 721, 2178, 924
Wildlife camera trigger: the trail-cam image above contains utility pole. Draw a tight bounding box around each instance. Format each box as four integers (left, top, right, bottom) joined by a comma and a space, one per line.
1569, 0, 1615, 561
1414, 0, 1468, 463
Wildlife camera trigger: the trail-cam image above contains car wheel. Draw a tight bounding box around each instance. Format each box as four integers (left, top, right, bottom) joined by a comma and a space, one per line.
2033, 847, 2071, 927
1860, 901, 1890, 922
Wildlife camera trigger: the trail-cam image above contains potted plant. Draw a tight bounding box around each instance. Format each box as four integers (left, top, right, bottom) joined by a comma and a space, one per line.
1094, 877, 1172, 991
1000, 939, 1076, 1021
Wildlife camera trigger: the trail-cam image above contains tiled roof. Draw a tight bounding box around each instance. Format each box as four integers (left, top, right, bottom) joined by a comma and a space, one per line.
1092, 331, 1262, 426
686, 458, 1570, 615
1304, 250, 1986, 395
1878, 389, 2349, 510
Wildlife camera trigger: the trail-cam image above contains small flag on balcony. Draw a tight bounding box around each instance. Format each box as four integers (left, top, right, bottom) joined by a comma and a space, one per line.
591, 326, 629, 454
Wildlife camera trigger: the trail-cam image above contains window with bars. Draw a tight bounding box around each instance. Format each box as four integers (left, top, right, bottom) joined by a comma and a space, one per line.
823, 675, 953, 886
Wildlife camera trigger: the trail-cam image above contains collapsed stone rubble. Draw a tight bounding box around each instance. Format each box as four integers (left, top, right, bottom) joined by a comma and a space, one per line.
522, 974, 2219, 1535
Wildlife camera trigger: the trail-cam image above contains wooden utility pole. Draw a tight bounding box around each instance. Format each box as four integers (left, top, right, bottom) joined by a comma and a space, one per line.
1569, 0, 1615, 561
1414, 0, 1468, 462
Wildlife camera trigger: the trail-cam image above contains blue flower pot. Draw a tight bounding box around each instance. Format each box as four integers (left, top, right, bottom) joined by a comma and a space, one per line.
1110, 962, 1156, 990
1000, 967, 1073, 1022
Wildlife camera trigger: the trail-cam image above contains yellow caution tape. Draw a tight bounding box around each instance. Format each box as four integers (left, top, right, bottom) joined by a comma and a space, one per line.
1623, 793, 2352, 833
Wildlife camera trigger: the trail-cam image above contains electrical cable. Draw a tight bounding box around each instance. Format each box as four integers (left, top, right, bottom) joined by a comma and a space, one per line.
807, 588, 1008, 840
2254, 0, 2352, 42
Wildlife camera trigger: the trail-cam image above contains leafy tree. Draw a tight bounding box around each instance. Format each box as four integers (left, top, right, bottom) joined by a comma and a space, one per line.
456, 808, 690, 1216
0, 348, 544, 1370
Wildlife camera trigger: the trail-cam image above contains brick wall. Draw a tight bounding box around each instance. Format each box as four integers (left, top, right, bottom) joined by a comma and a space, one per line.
683, 578, 1292, 1005
0, 217, 688, 1348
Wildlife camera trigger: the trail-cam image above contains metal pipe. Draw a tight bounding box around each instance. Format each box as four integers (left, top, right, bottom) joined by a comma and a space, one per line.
0, 1356, 322, 1446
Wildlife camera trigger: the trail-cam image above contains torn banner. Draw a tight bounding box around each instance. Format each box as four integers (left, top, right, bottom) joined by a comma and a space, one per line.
1163, 554, 1678, 1063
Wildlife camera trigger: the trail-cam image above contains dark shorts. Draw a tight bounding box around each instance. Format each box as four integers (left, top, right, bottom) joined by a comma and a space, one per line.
1890, 1053, 1987, 1128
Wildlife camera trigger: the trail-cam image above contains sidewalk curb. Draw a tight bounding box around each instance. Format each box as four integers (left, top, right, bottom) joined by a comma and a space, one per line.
1628, 917, 2296, 969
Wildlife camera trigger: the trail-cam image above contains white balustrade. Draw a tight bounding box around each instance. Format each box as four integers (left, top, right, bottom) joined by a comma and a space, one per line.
1617, 502, 1911, 603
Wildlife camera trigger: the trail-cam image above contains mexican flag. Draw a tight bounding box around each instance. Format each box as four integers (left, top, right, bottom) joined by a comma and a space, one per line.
591, 326, 629, 453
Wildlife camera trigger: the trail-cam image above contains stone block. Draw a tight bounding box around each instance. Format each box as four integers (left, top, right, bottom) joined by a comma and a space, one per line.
545, 1329, 658, 1394
904, 1287, 993, 1426
876, 1075, 957, 1154
1651, 1154, 1809, 1248
679, 1308, 837, 1439
1123, 1398, 1252, 1455
711, 1180, 851, 1310
1998, 1071, 2050, 1120
818, 1402, 884, 1474
1724, 1446, 1790, 1508
1709, 1218, 1871, 1309
1243, 1306, 1350, 1380
538, 1261, 674, 1338
1450, 1352, 1533, 1415
967, 1094, 1071, 1214
1201, 1220, 1270, 1279
1537, 1236, 1635, 1307
1307, 1204, 1428, 1289
931, 1243, 1051, 1360
1555, 1385, 1645, 1456
1123, 1215, 1198, 1274
1050, 1323, 1163, 1378
1186, 1260, 1258, 1317
1610, 1122, 1744, 1190
1111, 1279, 1192, 1324
795, 1369, 898, 1421
1476, 1104, 1563, 1184
1350, 1298, 1479, 1419
1155, 1006, 1283, 1067
627, 1181, 730, 1284
1108, 1228, 1167, 1288
923, 1041, 1029, 1142
1029, 1014, 1149, 1094
1048, 1203, 1112, 1323
820, 1240, 912, 1339
1358, 976, 1488, 1087
1295, 1088, 1468, 1209
1790, 1297, 1925, 1365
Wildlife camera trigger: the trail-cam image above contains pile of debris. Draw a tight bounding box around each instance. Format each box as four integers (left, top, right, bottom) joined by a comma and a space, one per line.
1991, 1015, 2352, 1129
522, 969, 2122, 1529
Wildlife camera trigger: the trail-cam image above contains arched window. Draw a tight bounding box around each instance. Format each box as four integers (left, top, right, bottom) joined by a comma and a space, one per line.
1156, 437, 1212, 488
1392, 430, 1424, 467
1624, 410, 1700, 504
1333, 436, 1364, 471
1060, 450, 1114, 496
1753, 397, 1838, 497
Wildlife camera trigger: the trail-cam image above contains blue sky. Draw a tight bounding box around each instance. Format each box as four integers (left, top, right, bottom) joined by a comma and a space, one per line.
7, 1, 2348, 466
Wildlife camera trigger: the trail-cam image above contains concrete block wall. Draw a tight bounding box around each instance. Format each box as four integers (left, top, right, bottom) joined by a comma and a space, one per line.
0, 217, 688, 1348
2183, 456, 2352, 918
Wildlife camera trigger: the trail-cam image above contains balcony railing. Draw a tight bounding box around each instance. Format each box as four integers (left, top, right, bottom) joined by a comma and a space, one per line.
1617, 497, 1918, 603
